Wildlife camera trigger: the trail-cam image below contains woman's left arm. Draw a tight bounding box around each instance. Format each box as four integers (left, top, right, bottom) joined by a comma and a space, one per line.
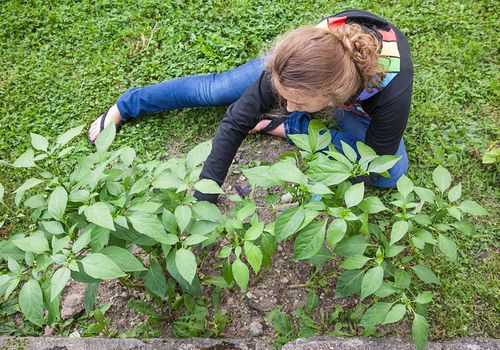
364, 82, 413, 156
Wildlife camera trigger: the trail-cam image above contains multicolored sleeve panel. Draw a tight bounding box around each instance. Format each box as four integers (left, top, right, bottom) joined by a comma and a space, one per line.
316, 16, 401, 101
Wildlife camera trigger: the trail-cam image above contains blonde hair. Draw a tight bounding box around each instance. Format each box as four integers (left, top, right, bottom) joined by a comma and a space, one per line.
266, 23, 385, 107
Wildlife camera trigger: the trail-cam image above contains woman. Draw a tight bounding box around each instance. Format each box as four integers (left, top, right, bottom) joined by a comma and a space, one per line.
88, 9, 413, 204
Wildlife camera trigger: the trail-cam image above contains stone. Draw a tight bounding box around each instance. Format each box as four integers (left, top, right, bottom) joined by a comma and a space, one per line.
249, 321, 263, 337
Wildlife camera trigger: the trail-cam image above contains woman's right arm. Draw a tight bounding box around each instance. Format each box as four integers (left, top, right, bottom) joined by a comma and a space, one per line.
195, 70, 278, 203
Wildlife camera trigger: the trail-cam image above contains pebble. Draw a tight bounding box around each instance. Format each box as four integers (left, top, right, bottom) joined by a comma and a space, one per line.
280, 193, 293, 203
245, 291, 254, 299
280, 277, 289, 284
249, 321, 263, 337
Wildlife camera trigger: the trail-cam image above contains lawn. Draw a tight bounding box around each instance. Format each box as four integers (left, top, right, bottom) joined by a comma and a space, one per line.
0, 0, 498, 342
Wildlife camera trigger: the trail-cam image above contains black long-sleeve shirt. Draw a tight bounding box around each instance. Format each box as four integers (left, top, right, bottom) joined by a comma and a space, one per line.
195, 9, 413, 203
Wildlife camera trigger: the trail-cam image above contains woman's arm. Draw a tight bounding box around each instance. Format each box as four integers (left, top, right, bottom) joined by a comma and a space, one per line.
195, 70, 278, 203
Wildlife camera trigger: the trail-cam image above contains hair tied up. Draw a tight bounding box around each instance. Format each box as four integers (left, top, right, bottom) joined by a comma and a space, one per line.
329, 23, 385, 90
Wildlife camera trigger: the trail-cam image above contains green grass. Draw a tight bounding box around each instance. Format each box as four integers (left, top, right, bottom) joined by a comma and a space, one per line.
0, 0, 498, 340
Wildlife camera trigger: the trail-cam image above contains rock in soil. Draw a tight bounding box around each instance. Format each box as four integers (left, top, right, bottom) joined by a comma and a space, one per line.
60, 281, 86, 320
249, 321, 263, 337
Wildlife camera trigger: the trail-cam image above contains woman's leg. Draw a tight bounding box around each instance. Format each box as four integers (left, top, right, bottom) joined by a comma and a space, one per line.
117, 57, 265, 121
283, 110, 408, 187
89, 57, 265, 141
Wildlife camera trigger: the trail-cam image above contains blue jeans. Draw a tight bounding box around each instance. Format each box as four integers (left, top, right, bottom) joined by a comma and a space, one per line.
116, 57, 408, 187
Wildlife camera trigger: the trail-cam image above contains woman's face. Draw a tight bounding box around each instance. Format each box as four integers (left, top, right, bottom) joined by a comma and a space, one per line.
277, 86, 331, 113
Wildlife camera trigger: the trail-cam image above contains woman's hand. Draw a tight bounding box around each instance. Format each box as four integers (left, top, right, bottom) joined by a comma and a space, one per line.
249, 119, 286, 137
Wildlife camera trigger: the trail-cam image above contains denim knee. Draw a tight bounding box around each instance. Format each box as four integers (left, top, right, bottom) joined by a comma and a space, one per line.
283, 112, 313, 144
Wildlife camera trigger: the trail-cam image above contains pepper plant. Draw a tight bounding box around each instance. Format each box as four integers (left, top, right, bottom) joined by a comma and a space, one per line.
0, 121, 488, 350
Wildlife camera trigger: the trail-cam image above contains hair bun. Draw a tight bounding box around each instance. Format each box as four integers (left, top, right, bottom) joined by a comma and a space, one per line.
329, 23, 384, 89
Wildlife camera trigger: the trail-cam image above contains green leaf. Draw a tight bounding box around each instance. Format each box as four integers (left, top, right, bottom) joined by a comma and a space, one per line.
14, 178, 43, 194
175, 248, 197, 284
411, 264, 440, 285
374, 282, 397, 298
245, 222, 264, 241
275, 206, 305, 242
72, 229, 91, 253
175, 205, 192, 232
56, 124, 84, 148
30, 133, 49, 151
308, 121, 331, 152
100, 246, 146, 271
129, 212, 172, 244
144, 261, 166, 298
242, 166, 283, 187
359, 302, 392, 327
396, 175, 414, 198
95, 123, 116, 153
244, 241, 263, 274
358, 196, 387, 213
194, 179, 224, 194
414, 186, 435, 203
120, 147, 136, 165
344, 183, 364, 208
360, 265, 384, 300
232, 258, 249, 291
437, 234, 457, 261
367, 155, 401, 173
129, 178, 149, 195
218, 246, 232, 259
412, 236, 425, 250
393, 269, 411, 289
48, 186, 67, 221
356, 142, 377, 161
389, 221, 409, 245
236, 202, 256, 222
272, 158, 308, 185
294, 220, 326, 260
289, 134, 312, 153
84, 283, 99, 313
0, 183, 4, 203
41, 221, 64, 235
81, 253, 126, 280
415, 291, 433, 304
341, 140, 358, 162
458, 200, 488, 216
447, 183, 462, 202
415, 229, 436, 245
334, 235, 368, 257
192, 201, 222, 222
186, 140, 212, 168
340, 255, 371, 270
19, 279, 44, 326
326, 218, 347, 247
335, 269, 364, 298
50, 267, 70, 301
184, 234, 208, 246
13, 149, 36, 168
432, 165, 452, 192
162, 209, 178, 233
13, 232, 49, 254
42, 278, 60, 324
152, 172, 184, 189
84, 203, 115, 231
382, 303, 406, 325
166, 252, 201, 296
412, 314, 429, 350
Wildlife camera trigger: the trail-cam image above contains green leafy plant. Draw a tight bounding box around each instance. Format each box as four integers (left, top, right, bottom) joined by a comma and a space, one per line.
0, 122, 488, 350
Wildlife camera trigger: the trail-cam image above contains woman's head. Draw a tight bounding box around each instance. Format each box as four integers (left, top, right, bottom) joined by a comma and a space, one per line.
266, 23, 385, 113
